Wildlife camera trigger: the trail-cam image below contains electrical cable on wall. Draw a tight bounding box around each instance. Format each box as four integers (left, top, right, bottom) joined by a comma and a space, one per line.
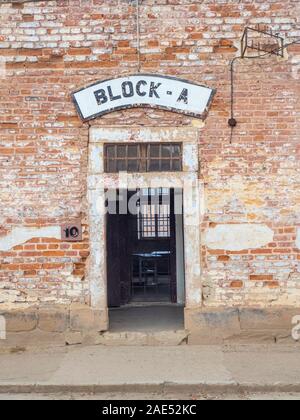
136, 0, 141, 73
229, 37, 300, 144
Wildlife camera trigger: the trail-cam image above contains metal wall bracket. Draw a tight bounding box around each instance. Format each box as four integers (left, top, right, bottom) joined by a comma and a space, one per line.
241, 26, 284, 58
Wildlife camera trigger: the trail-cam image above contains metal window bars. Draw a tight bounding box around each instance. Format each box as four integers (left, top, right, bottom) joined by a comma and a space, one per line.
104, 143, 182, 173
137, 188, 171, 240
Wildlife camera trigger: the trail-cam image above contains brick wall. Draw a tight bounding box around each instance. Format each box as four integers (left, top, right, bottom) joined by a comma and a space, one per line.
0, 0, 299, 309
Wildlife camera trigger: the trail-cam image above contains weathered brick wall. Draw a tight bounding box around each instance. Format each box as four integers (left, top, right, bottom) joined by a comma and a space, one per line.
0, 0, 299, 309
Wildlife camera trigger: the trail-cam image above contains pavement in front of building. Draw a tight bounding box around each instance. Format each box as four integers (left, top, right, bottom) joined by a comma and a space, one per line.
0, 344, 300, 398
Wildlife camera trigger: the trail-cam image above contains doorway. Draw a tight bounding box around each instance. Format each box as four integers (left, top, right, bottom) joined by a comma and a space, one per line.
106, 188, 185, 308
87, 126, 202, 334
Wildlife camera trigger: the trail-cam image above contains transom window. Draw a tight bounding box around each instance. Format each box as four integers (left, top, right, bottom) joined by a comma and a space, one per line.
104, 143, 182, 173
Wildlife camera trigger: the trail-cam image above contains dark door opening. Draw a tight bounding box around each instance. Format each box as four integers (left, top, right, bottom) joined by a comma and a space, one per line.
106, 188, 183, 307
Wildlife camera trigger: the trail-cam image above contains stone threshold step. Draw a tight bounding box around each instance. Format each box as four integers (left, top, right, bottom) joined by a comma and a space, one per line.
82, 330, 190, 346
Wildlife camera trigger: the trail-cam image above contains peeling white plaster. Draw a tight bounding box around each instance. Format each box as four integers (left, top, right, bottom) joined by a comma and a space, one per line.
89, 144, 103, 174
191, 119, 205, 128
90, 127, 130, 142
183, 143, 198, 172
0, 226, 61, 251
204, 224, 274, 252
296, 228, 300, 249
90, 127, 200, 144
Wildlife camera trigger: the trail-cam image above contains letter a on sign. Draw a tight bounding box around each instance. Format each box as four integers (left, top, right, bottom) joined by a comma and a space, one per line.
72, 74, 216, 121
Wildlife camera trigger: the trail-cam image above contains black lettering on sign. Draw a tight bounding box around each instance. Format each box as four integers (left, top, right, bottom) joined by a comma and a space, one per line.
177, 88, 189, 104
122, 81, 134, 98
136, 80, 147, 97
149, 82, 161, 98
94, 89, 108, 105
107, 86, 122, 101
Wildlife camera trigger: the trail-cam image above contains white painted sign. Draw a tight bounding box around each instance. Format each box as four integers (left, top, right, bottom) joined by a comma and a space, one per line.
72, 74, 216, 121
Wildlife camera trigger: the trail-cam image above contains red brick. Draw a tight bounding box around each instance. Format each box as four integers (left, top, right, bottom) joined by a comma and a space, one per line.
250, 275, 274, 281
0, 0, 298, 311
